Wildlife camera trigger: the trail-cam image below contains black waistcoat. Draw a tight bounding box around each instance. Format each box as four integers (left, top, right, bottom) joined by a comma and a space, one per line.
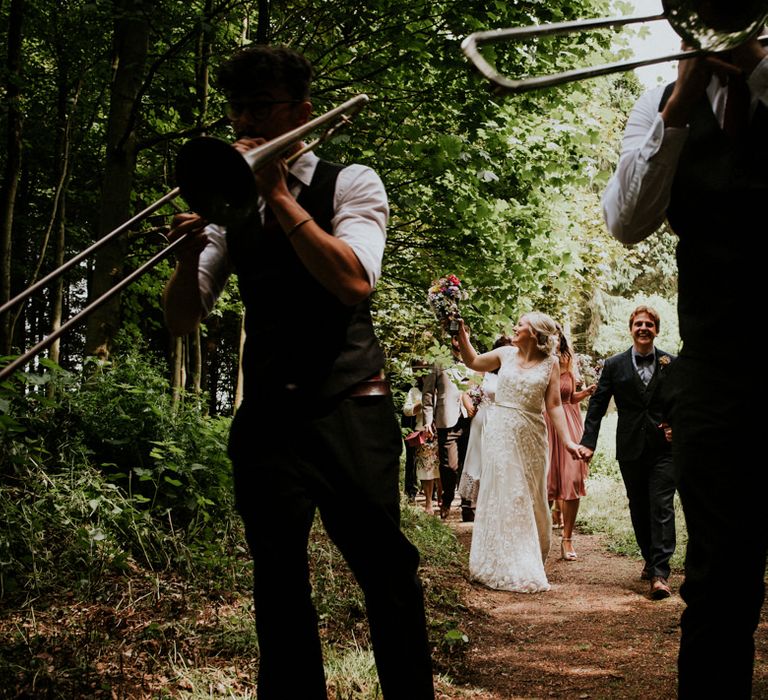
659, 83, 768, 355
226, 160, 385, 402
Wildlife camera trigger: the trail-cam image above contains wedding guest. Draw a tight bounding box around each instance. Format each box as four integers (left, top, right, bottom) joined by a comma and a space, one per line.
579, 306, 676, 598
456, 314, 581, 592
403, 373, 442, 514
162, 44, 433, 698
422, 336, 472, 520
401, 359, 429, 502
459, 334, 513, 509
545, 325, 595, 560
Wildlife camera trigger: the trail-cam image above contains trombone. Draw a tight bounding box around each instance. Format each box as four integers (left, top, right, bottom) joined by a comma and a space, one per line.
461, 0, 768, 94
0, 94, 370, 383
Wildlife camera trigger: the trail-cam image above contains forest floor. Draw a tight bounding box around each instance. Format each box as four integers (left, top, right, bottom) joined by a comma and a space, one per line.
436, 505, 768, 700
2, 499, 766, 698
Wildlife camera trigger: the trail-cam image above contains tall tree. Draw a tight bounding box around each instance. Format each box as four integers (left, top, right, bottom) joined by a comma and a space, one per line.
0, 0, 24, 355
84, 0, 150, 359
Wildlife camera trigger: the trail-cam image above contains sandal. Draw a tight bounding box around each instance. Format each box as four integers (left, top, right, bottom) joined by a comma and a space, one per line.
561, 537, 577, 561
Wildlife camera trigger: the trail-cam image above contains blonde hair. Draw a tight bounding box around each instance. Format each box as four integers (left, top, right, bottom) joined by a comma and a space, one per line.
523, 312, 558, 355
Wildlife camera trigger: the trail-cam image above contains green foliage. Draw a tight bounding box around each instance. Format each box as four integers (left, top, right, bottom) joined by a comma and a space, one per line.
0, 353, 238, 601
1, 0, 672, 406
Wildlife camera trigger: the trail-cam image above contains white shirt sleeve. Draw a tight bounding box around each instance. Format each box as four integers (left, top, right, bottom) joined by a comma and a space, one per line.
197, 224, 232, 317
602, 57, 768, 246
332, 164, 388, 289
195, 160, 388, 314
403, 386, 421, 416
601, 86, 689, 244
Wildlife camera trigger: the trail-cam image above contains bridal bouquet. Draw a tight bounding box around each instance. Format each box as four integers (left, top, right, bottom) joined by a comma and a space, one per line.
427, 274, 467, 334
467, 384, 485, 409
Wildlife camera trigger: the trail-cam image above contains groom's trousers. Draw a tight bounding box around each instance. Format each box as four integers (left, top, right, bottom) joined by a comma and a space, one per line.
618, 446, 676, 580
228, 394, 434, 700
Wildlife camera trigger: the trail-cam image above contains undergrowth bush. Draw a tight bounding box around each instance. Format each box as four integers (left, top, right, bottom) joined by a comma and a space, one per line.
0, 352, 239, 601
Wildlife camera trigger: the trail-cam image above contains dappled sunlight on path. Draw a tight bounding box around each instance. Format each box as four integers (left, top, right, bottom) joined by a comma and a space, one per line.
439, 521, 767, 699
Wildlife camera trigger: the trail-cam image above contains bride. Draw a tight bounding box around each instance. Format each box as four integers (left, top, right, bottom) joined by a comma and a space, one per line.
456, 313, 581, 592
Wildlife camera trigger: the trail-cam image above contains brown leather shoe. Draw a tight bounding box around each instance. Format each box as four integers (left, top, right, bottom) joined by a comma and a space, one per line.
650, 576, 671, 600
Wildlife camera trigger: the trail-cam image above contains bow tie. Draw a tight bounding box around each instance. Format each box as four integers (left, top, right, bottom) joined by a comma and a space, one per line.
636, 354, 654, 367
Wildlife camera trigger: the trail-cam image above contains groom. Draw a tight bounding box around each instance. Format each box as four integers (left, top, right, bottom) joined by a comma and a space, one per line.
579, 305, 676, 599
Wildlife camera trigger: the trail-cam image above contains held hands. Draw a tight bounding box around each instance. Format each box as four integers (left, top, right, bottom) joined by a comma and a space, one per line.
566, 442, 583, 460
577, 445, 594, 463
659, 421, 673, 443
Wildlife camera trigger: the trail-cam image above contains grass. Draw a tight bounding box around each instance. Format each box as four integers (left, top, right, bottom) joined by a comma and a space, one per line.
0, 500, 469, 699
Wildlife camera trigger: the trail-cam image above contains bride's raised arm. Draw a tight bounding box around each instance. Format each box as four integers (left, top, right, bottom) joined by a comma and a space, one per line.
456, 320, 502, 373
544, 361, 582, 459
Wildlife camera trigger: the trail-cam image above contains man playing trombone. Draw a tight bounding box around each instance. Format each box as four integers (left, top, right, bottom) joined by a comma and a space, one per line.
163, 45, 433, 699
602, 34, 768, 700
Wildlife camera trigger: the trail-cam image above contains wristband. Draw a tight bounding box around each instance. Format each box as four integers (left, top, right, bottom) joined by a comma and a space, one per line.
286, 216, 314, 238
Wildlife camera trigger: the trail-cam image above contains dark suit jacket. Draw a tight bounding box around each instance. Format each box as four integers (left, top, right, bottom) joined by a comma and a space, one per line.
581, 348, 674, 462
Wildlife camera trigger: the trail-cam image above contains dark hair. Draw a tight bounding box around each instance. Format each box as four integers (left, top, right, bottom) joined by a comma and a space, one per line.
217, 45, 312, 101
555, 323, 572, 364
629, 305, 660, 333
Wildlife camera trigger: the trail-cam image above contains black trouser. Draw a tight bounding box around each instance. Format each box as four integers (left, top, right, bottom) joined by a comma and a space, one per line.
670, 358, 766, 699
437, 417, 467, 510
229, 395, 434, 700
618, 447, 676, 579
403, 442, 418, 498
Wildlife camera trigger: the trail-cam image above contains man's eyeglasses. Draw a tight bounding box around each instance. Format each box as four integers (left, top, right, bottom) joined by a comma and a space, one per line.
225, 99, 301, 120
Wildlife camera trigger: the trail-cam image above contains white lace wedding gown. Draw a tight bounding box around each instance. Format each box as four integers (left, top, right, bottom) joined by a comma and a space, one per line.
469, 346, 554, 592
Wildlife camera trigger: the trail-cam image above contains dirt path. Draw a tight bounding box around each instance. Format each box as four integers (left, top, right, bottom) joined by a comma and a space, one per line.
439, 517, 768, 699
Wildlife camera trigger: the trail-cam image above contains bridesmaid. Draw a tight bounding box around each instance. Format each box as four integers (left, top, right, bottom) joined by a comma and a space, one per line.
545, 326, 595, 560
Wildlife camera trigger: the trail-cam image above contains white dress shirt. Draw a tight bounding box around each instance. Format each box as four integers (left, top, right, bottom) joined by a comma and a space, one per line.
196, 150, 388, 316
602, 57, 768, 245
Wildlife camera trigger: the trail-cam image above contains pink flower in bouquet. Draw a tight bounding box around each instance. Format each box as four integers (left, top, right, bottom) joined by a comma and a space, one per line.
427, 274, 468, 333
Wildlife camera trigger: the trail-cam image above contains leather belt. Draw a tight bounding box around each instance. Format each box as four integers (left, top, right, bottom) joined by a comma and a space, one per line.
347, 372, 391, 398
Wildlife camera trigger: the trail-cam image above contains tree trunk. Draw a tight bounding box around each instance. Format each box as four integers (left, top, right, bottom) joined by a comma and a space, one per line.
84, 0, 149, 359
172, 336, 184, 405
42, 54, 79, 371
256, 0, 270, 43
0, 0, 25, 355
234, 311, 245, 413
190, 327, 202, 396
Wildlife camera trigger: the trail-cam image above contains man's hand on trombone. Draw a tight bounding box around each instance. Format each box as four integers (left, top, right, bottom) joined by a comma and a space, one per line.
233, 135, 293, 205
167, 213, 210, 264
662, 37, 767, 128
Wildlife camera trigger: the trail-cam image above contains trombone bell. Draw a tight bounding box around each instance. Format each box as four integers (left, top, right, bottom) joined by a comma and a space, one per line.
176, 137, 259, 227
176, 93, 369, 227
